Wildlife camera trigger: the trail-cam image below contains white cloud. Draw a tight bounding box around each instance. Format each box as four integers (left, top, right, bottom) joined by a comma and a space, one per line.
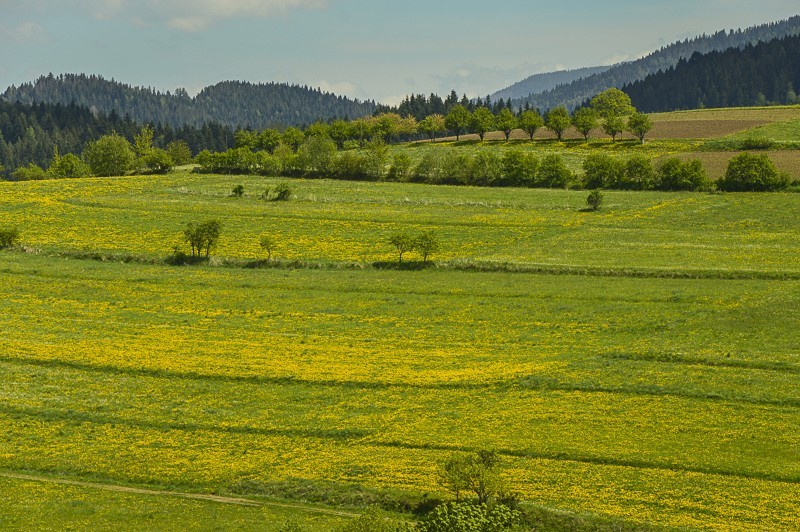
315, 79, 358, 97
0, 21, 48, 44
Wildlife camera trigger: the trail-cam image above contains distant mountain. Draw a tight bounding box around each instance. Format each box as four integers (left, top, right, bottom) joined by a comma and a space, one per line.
509, 15, 800, 111
490, 65, 612, 102
1, 74, 377, 129
625, 34, 800, 112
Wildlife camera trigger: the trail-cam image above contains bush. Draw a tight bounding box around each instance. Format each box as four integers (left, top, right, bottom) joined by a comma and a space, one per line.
386, 153, 414, 182
140, 148, 174, 174
718, 153, 790, 192
12, 163, 47, 181
618, 155, 655, 190
587, 189, 604, 211
166, 140, 193, 166
413, 151, 446, 184
471, 151, 504, 187
441, 152, 472, 185
582, 154, 623, 189
500, 150, 537, 187
739, 137, 775, 150
0, 227, 20, 249
231, 184, 245, 197
656, 158, 711, 191
536, 155, 573, 188
337, 507, 413, 532
49, 153, 91, 179
332, 151, 370, 180
418, 502, 521, 532
84, 133, 136, 177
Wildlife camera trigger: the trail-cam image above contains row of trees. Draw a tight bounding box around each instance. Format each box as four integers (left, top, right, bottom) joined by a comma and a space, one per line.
225, 89, 653, 149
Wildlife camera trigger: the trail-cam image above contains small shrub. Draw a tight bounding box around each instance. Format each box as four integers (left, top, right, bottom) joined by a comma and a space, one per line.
418, 502, 521, 532
0, 227, 20, 249
273, 182, 292, 200
231, 184, 245, 197
12, 163, 47, 181
587, 189, 604, 211
582, 154, 623, 189
739, 137, 775, 150
656, 158, 711, 191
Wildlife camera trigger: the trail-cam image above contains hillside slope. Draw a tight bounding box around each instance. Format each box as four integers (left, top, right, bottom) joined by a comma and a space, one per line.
1, 74, 376, 129
624, 34, 800, 112
509, 15, 800, 111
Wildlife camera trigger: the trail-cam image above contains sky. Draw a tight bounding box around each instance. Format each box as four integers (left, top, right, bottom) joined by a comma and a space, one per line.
0, 0, 798, 105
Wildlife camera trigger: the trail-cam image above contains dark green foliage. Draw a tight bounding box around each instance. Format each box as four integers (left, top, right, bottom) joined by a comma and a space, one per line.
626, 33, 800, 112
2, 74, 375, 129
231, 185, 245, 197
418, 503, 521, 532
332, 151, 370, 180
583, 154, 623, 189
511, 15, 800, 112
656, 158, 711, 191
261, 182, 293, 201
0, 227, 20, 249
718, 153, 790, 191
587, 189, 604, 211
183, 220, 222, 259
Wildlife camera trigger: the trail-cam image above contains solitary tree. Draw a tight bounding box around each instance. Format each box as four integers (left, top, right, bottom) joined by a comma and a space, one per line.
388, 232, 415, 263
260, 234, 277, 261
626, 112, 654, 144
84, 133, 136, 177
495, 108, 518, 141
719, 153, 790, 191
587, 189, 604, 211
545, 106, 571, 141
445, 105, 471, 141
572, 107, 599, 141
415, 231, 440, 263
590, 88, 635, 119
439, 450, 503, 505
518, 109, 544, 141
470, 107, 496, 142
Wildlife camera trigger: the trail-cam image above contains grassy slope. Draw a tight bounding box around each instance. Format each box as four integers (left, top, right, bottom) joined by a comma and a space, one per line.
1, 171, 800, 530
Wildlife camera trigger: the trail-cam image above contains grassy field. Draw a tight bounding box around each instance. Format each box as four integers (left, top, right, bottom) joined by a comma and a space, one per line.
1, 164, 800, 530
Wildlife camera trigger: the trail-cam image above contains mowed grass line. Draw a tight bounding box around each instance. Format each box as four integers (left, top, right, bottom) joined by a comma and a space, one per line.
1, 251, 799, 529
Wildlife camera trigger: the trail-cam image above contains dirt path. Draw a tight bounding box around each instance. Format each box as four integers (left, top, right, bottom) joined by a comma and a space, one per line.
0, 471, 358, 517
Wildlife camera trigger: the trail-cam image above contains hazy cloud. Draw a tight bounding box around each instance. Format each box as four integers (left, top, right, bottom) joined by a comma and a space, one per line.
0, 1, 330, 31
0, 21, 49, 44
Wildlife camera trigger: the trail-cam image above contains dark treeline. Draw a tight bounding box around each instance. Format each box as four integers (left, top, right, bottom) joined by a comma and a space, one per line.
0, 100, 235, 176
624, 34, 800, 112
376, 90, 518, 121
1, 74, 377, 130
510, 15, 800, 112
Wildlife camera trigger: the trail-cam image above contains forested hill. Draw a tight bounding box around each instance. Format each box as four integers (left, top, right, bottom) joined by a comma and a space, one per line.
1, 74, 377, 129
491, 65, 612, 102
509, 15, 800, 111
0, 100, 235, 176
624, 34, 800, 112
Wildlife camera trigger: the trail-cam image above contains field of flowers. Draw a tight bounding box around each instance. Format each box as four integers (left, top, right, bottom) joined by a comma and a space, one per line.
1, 174, 800, 529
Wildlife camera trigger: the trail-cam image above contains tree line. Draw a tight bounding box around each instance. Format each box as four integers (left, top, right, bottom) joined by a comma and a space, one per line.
508, 15, 800, 111
2, 74, 377, 130
624, 33, 800, 112
0, 100, 236, 178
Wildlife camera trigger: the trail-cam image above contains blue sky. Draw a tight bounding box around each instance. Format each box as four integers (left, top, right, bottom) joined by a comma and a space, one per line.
0, 1, 798, 104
